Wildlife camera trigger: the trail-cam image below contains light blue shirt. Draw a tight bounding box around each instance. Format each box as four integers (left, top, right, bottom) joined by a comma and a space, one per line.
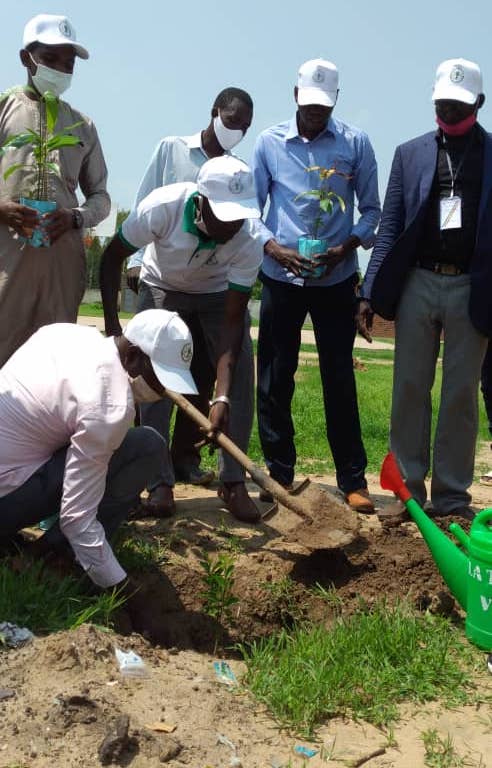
253, 115, 381, 286
127, 133, 209, 268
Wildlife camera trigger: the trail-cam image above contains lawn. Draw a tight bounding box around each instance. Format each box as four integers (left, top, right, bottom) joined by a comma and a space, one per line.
202, 352, 489, 477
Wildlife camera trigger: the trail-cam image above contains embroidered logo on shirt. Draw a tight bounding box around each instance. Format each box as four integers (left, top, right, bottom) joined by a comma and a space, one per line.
59, 19, 75, 39
313, 68, 325, 83
181, 343, 192, 363
228, 174, 244, 194
450, 65, 465, 83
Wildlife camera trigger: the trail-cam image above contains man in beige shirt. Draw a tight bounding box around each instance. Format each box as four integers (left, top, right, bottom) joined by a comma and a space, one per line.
0, 14, 110, 366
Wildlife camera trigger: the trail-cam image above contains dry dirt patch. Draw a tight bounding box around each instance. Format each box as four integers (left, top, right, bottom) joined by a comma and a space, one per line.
1, 473, 492, 766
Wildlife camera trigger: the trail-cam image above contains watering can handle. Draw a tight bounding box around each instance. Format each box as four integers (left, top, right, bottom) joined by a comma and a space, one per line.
449, 522, 469, 552
475, 508, 492, 527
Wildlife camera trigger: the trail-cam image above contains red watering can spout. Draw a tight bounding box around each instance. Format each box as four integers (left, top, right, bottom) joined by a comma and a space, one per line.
380, 453, 412, 502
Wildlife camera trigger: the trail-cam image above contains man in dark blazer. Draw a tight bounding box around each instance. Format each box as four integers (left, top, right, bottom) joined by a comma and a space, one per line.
358, 58, 492, 520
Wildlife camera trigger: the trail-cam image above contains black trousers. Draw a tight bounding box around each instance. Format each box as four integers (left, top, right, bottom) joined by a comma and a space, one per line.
481, 342, 492, 435
256, 272, 367, 493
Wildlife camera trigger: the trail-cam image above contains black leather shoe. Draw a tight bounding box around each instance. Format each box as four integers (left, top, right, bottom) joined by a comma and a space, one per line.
430, 506, 476, 522
174, 465, 215, 486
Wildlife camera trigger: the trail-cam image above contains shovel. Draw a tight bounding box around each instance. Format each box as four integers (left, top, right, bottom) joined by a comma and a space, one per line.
165, 389, 360, 550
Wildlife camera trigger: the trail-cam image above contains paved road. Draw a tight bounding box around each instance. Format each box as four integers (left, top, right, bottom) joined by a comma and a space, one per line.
77, 315, 394, 351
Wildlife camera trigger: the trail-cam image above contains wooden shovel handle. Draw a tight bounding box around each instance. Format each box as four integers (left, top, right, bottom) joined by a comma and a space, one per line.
165, 389, 310, 520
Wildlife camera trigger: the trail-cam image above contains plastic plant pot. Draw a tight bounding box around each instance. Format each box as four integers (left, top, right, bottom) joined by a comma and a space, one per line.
298, 236, 328, 279
19, 198, 57, 248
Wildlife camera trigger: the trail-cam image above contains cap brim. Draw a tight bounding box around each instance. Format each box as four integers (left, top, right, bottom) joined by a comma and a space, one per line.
151, 362, 198, 395
32, 33, 89, 59
432, 84, 476, 105
207, 197, 261, 222
297, 86, 336, 107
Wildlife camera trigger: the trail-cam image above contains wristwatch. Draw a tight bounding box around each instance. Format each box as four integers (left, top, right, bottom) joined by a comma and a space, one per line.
72, 209, 83, 230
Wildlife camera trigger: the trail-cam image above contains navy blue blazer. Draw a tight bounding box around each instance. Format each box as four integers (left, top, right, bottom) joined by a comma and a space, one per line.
363, 127, 492, 337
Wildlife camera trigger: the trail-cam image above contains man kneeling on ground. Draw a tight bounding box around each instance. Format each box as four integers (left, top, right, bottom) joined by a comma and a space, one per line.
0, 310, 196, 601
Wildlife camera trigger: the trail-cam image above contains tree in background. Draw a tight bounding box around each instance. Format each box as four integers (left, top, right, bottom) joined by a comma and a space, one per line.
84, 209, 129, 289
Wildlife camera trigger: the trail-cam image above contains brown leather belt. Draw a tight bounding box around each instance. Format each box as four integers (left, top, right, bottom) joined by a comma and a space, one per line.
416, 261, 466, 276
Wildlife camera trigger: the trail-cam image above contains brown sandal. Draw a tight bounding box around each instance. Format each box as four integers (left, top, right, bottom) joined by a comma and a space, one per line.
217, 483, 261, 523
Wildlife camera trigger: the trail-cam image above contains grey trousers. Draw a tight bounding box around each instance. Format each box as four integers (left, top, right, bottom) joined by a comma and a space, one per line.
390, 268, 488, 512
137, 281, 254, 485
0, 427, 167, 550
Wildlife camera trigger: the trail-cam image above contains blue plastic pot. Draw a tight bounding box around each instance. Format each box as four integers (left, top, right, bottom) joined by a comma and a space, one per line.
298, 237, 328, 279
19, 197, 57, 248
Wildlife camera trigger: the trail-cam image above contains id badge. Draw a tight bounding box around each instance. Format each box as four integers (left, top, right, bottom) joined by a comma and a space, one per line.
440, 196, 462, 230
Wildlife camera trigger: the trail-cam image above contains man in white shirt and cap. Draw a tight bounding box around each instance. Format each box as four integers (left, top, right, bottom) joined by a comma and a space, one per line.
126, 87, 253, 489
101, 156, 263, 523
0, 310, 196, 591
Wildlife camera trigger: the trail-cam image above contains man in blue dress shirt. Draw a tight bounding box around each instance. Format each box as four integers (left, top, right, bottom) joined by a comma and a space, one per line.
253, 58, 381, 512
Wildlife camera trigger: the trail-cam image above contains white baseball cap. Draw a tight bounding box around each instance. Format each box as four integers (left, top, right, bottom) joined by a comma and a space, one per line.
432, 58, 482, 105
297, 58, 339, 107
196, 156, 260, 222
23, 14, 89, 60
123, 309, 197, 395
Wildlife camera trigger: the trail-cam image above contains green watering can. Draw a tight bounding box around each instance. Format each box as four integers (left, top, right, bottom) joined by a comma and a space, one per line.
380, 452, 492, 652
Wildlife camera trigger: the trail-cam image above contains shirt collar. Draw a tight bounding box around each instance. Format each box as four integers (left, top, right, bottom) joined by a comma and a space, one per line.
182, 191, 217, 249
184, 132, 203, 149
285, 114, 335, 141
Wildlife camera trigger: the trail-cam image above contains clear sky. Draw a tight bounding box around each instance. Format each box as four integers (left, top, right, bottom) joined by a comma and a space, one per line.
2, 0, 491, 266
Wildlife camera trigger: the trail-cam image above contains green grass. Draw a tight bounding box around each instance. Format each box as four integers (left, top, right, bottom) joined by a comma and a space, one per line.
201, 354, 488, 477
239, 600, 482, 737
421, 730, 465, 767
0, 559, 126, 635
78, 302, 133, 320
113, 525, 169, 571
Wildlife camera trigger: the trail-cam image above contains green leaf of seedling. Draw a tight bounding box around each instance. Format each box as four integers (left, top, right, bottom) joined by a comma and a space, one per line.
337, 195, 346, 213
294, 189, 322, 201
47, 135, 81, 151
46, 161, 61, 177
319, 198, 334, 214
3, 162, 28, 181
43, 92, 59, 134
62, 120, 84, 132
1, 132, 35, 151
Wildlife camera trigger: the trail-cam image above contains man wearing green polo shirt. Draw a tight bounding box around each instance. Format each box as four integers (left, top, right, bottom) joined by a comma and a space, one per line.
100, 156, 262, 522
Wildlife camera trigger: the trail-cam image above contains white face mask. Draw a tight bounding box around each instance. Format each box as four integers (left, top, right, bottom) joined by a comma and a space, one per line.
128, 374, 162, 404
194, 197, 210, 235
30, 54, 73, 97
213, 112, 244, 151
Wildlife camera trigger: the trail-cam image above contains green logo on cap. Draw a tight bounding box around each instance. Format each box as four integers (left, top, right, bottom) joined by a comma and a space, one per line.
181, 343, 192, 363
450, 65, 465, 83
59, 20, 74, 39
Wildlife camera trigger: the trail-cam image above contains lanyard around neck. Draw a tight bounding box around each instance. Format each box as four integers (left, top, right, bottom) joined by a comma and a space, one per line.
443, 135, 473, 197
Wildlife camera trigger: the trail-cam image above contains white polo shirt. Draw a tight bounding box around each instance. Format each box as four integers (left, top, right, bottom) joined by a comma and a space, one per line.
120, 182, 262, 294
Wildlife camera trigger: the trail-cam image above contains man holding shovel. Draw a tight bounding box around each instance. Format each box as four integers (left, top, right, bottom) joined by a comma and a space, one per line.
358, 59, 492, 521
126, 87, 254, 490
0, 309, 196, 597
100, 156, 263, 523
